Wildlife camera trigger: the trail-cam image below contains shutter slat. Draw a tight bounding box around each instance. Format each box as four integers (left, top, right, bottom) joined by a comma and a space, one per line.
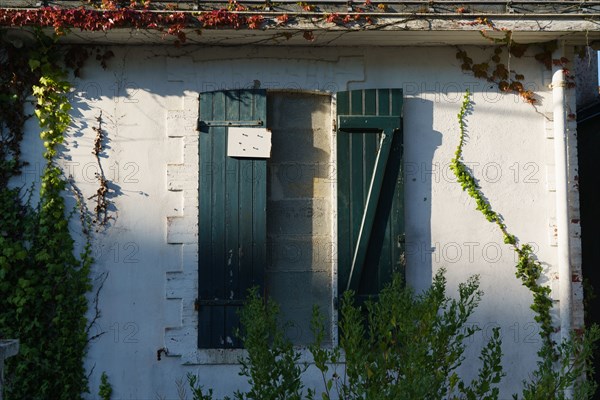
210, 93, 227, 348
238, 90, 256, 296
252, 92, 267, 290
224, 91, 242, 348
362, 132, 378, 294
350, 89, 363, 115
364, 89, 377, 116
198, 92, 214, 347
350, 89, 365, 256
391, 89, 403, 116
378, 89, 390, 116
212, 93, 226, 303
350, 133, 364, 253
238, 159, 253, 298
336, 91, 351, 293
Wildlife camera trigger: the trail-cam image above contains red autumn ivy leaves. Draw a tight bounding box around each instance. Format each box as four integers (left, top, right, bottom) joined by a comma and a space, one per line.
457, 46, 575, 105
456, 47, 538, 104
0, 2, 376, 45
456, 17, 579, 105
324, 11, 372, 25
0, 6, 282, 45
0, 7, 187, 35
0, 0, 391, 46
0, 6, 275, 44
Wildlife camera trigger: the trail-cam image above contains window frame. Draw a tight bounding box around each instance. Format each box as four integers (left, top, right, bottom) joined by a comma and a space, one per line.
196, 88, 403, 351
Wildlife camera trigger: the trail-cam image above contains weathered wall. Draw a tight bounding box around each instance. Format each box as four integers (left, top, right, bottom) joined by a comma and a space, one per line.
16, 44, 583, 399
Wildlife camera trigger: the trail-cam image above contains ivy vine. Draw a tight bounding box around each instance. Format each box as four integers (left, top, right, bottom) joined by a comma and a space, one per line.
0, 30, 93, 400
451, 90, 600, 398
450, 90, 554, 350
99, 371, 113, 400
89, 111, 111, 227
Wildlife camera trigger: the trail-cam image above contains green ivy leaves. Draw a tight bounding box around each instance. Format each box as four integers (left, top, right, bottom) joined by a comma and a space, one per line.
0, 31, 93, 400
450, 90, 554, 346
450, 91, 600, 399
32, 73, 71, 160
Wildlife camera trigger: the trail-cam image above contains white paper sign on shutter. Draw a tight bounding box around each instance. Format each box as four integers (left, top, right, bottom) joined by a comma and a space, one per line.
227, 127, 272, 158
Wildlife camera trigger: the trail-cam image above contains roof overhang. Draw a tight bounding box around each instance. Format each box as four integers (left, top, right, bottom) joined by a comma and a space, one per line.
2, 1, 600, 46
47, 20, 600, 46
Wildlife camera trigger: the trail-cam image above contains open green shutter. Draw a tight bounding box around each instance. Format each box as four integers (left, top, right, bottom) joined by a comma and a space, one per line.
337, 89, 404, 302
198, 90, 267, 348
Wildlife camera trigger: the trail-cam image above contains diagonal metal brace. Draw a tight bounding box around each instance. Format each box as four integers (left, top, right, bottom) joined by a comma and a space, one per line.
337, 115, 401, 292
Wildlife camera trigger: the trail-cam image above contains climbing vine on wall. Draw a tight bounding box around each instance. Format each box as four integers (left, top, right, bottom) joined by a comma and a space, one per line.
450, 90, 554, 346
451, 91, 600, 398
0, 30, 93, 400
89, 111, 111, 226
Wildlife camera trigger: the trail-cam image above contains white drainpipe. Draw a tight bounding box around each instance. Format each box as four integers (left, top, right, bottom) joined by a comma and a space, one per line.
552, 40, 572, 343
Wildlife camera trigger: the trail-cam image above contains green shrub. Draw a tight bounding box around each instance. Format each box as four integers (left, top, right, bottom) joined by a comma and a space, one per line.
185, 287, 306, 400
234, 286, 307, 400
309, 269, 504, 400
515, 325, 600, 400
188, 372, 217, 400
187, 268, 599, 400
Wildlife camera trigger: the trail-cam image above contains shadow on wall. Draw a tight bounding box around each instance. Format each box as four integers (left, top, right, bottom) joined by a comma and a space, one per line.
403, 98, 440, 293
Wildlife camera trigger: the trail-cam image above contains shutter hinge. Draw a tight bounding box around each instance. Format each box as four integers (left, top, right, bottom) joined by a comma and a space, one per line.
194, 298, 200, 311
198, 120, 264, 132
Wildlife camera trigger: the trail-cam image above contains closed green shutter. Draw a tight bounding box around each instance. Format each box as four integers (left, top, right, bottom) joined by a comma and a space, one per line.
337, 89, 404, 302
198, 90, 267, 348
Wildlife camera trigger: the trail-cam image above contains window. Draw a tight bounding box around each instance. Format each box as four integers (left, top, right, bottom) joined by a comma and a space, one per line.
197, 89, 404, 349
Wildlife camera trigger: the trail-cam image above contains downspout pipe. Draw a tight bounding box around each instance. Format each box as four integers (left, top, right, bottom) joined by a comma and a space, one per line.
552, 40, 572, 343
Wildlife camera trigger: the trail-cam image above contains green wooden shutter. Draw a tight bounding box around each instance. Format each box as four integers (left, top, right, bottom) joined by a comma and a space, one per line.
337, 89, 404, 302
198, 90, 267, 348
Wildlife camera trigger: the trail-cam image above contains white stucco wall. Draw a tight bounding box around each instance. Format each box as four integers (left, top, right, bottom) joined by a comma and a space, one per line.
16, 44, 582, 399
